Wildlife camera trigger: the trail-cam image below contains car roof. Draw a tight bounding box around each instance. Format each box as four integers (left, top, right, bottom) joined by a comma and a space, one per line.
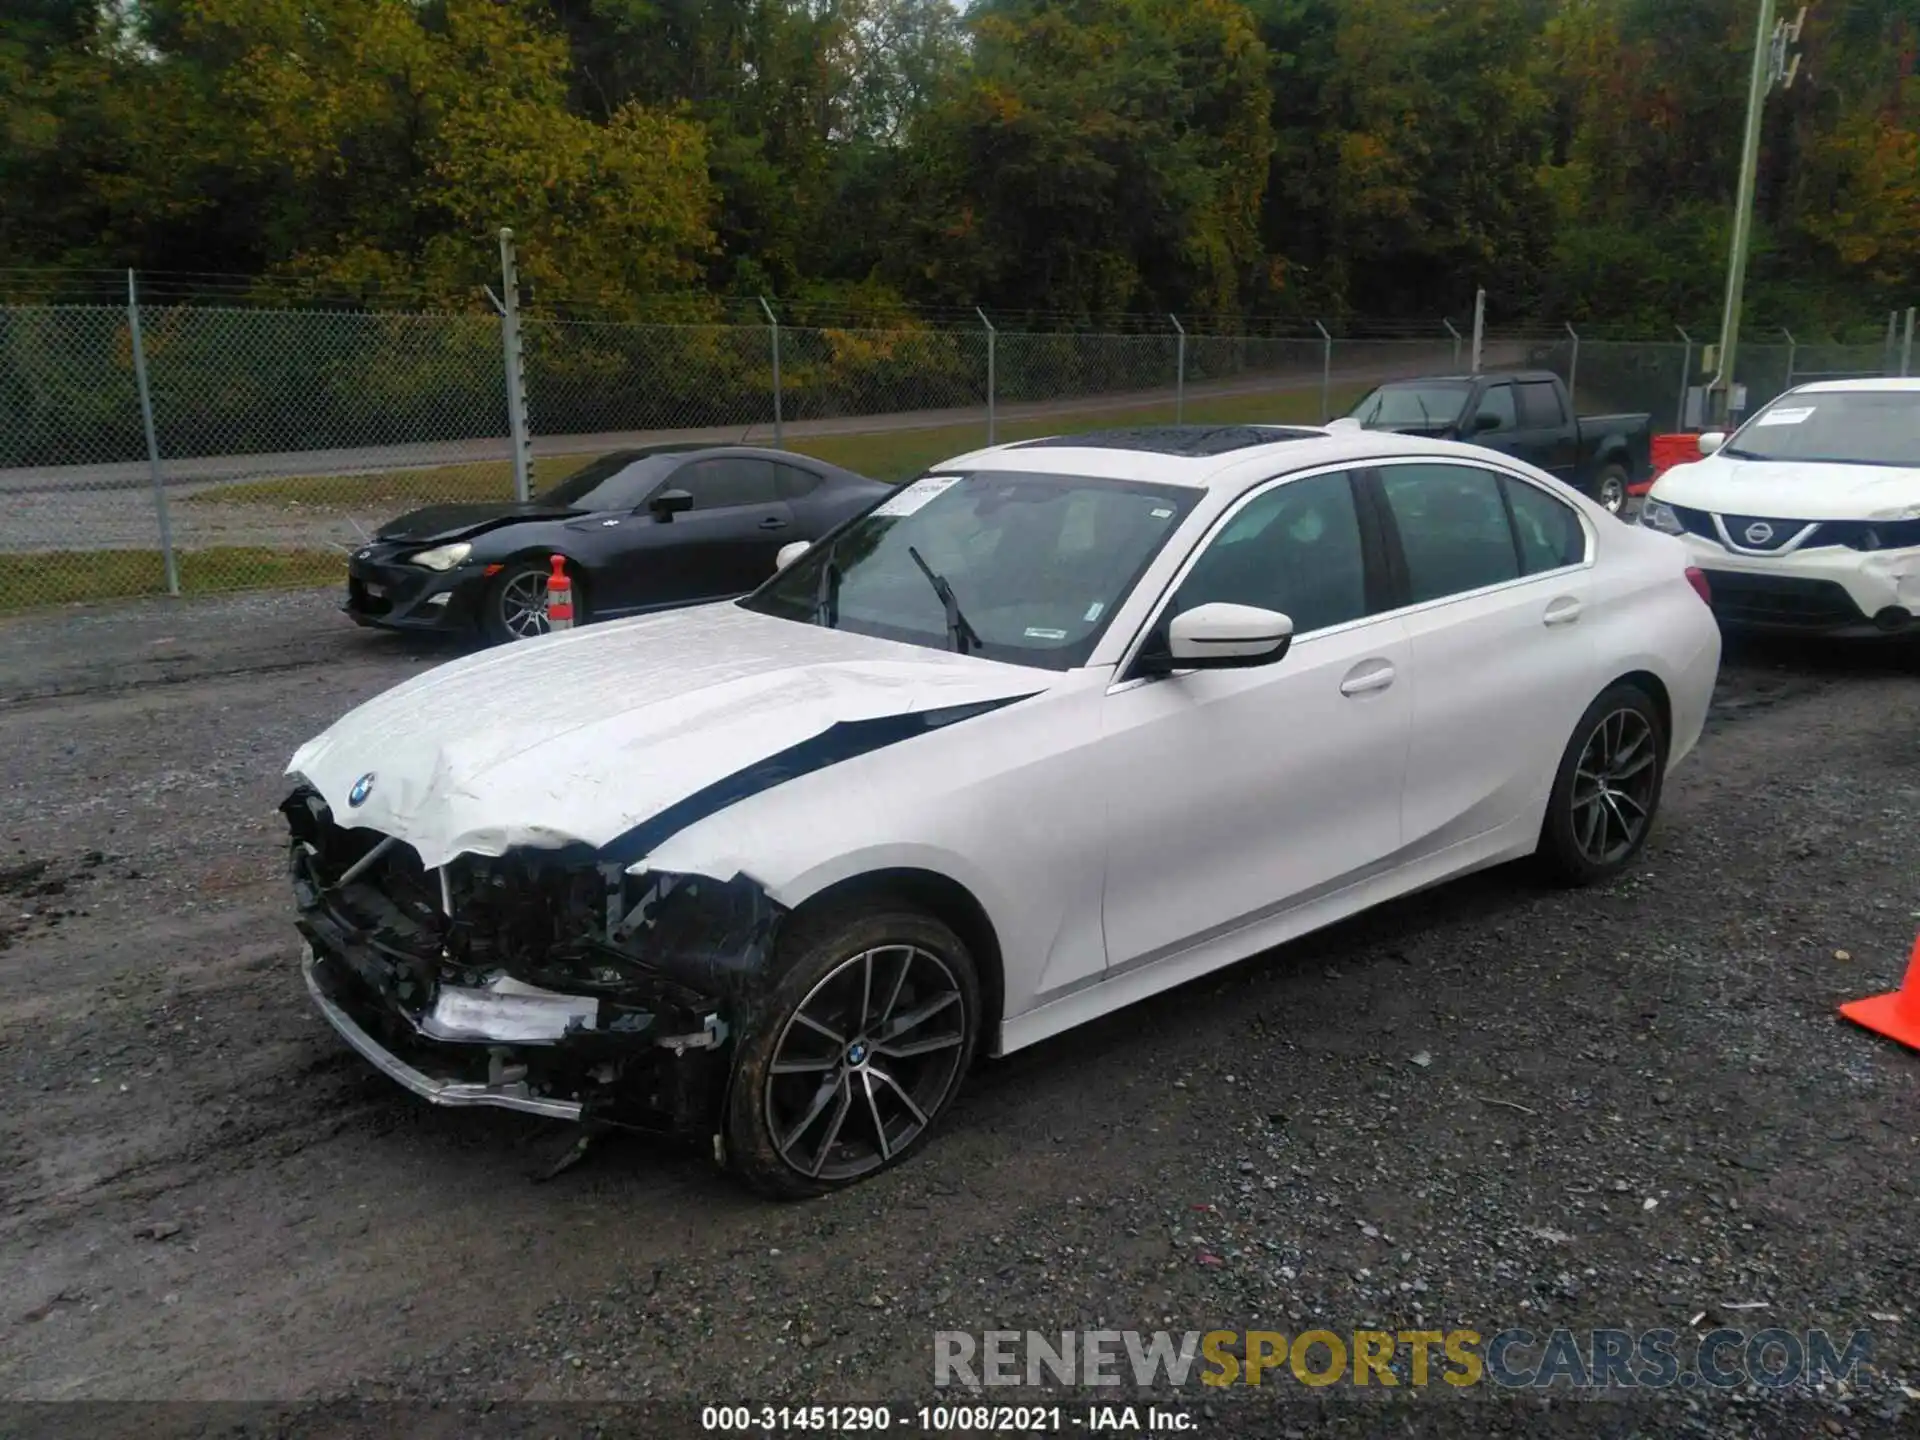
1366, 370, 1558, 385
939, 424, 1533, 495
595, 442, 836, 469
1787, 377, 1920, 395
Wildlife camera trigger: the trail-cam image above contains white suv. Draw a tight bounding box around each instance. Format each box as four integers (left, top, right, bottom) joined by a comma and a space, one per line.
1640, 379, 1920, 636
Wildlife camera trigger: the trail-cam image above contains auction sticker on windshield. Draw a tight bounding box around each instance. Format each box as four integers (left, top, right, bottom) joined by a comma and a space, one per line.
874, 475, 961, 517
1755, 406, 1816, 426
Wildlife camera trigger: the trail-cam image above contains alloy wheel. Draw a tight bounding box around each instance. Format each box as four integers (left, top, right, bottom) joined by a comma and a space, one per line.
1570, 708, 1658, 865
764, 944, 969, 1183
499, 571, 551, 639
1597, 474, 1626, 515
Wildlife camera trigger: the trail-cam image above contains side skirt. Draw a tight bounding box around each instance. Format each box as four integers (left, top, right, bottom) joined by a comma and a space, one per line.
996, 819, 1538, 1056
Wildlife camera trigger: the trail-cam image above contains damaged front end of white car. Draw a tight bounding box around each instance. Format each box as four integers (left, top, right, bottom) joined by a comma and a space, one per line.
285, 783, 780, 1134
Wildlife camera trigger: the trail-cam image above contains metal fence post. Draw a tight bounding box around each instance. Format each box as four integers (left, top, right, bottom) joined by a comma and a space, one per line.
1904, 307, 1916, 378
126, 270, 180, 596
758, 296, 784, 447
1169, 314, 1186, 423
496, 228, 533, 502
1470, 289, 1486, 374
1675, 327, 1695, 431
1443, 319, 1462, 368
1781, 327, 1797, 388
1564, 322, 1580, 408
1314, 320, 1332, 422
977, 307, 997, 445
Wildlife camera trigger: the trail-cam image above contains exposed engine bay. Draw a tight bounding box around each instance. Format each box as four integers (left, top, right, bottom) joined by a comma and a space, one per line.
282, 785, 783, 1132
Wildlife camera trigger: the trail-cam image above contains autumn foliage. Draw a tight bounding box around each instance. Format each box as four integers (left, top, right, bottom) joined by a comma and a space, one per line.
0, 0, 1913, 329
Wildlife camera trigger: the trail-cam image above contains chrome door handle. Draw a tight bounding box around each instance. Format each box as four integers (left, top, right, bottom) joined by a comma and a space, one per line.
1543, 597, 1583, 626
1339, 661, 1396, 696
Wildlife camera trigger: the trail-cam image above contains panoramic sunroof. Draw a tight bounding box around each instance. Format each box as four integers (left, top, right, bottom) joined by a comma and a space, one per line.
1009, 424, 1322, 457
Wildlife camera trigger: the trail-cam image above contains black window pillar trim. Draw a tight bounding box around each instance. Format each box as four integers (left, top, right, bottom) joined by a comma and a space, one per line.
1352, 468, 1412, 611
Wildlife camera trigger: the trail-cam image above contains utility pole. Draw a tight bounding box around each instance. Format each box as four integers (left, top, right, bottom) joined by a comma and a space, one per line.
494, 228, 533, 503
1704, 1, 1805, 426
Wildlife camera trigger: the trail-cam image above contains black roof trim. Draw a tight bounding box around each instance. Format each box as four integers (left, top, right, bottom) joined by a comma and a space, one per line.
1008, 424, 1323, 458
1370, 370, 1560, 385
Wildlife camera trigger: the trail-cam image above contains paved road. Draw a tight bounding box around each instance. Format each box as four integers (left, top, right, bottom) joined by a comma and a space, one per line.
0, 345, 1538, 560
0, 594, 1914, 1436
0, 345, 1499, 498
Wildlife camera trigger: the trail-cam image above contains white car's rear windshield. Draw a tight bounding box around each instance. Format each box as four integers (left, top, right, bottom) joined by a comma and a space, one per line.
740, 471, 1202, 669
1724, 390, 1920, 467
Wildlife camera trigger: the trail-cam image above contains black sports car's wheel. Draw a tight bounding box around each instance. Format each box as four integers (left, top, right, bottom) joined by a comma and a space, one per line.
481, 559, 576, 645
1590, 464, 1630, 517
724, 902, 980, 1199
1536, 682, 1667, 886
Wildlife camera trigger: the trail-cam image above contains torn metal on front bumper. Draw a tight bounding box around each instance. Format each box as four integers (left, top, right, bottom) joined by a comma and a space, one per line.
283, 786, 778, 1132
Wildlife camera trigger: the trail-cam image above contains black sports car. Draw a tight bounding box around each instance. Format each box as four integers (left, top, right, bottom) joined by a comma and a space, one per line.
343, 444, 890, 643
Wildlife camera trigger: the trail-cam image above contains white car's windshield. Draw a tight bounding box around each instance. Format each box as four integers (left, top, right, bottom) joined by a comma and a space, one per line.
1722, 389, 1920, 467
1350, 384, 1471, 429
740, 471, 1201, 669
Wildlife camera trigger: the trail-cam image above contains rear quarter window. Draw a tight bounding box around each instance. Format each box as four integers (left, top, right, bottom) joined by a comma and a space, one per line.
1504, 478, 1587, 573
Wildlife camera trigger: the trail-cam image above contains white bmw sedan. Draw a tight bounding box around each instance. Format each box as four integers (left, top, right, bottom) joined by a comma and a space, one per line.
283, 424, 1720, 1196
1639, 379, 1920, 635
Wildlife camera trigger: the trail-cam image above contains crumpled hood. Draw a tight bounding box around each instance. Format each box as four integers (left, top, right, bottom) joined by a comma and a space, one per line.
1654, 457, 1920, 521
374, 501, 581, 544
288, 603, 1049, 870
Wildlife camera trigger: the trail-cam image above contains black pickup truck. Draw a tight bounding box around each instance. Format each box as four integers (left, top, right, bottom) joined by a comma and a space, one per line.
1344, 370, 1653, 515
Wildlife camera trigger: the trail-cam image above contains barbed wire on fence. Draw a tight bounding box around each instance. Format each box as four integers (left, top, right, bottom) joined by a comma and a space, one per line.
0, 271, 1911, 613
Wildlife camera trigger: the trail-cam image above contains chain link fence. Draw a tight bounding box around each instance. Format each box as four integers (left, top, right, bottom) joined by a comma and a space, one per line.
0, 288, 1910, 612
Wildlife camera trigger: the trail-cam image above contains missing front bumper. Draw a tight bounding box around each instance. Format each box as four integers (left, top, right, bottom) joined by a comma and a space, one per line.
283, 785, 781, 1136
304, 945, 585, 1121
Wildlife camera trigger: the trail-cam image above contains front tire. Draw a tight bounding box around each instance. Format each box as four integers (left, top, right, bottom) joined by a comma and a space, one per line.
724, 903, 980, 1199
480, 559, 575, 645
1536, 683, 1667, 885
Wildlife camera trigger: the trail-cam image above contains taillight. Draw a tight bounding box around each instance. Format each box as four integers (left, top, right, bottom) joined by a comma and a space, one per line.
1685, 566, 1711, 605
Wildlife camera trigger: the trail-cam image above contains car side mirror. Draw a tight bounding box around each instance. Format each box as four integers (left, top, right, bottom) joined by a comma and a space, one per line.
1138, 603, 1294, 675
648, 488, 694, 521
1474, 411, 1502, 432
1697, 431, 1726, 456
775, 540, 810, 571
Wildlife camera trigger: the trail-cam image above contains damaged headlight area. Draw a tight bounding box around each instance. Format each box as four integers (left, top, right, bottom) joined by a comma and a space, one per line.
281, 784, 784, 1133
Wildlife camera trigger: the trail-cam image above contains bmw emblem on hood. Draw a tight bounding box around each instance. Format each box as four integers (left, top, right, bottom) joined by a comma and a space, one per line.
347, 772, 376, 808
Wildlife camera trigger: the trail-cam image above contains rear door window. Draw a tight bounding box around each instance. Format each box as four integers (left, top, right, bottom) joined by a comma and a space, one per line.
1378, 463, 1521, 603
1503, 477, 1587, 573
1518, 381, 1566, 429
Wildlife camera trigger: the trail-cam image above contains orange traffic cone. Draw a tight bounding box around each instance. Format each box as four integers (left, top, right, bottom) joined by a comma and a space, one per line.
546, 554, 573, 632
1839, 935, 1920, 1051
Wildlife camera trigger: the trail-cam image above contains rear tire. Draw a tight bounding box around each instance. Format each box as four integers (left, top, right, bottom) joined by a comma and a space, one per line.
1590, 464, 1629, 517
1536, 683, 1667, 886
723, 902, 980, 1199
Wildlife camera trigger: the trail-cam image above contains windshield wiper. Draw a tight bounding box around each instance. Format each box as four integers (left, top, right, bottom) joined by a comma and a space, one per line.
1719, 446, 1764, 460
906, 546, 981, 655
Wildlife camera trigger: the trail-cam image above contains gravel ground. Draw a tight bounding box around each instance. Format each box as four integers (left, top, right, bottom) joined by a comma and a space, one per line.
1, 587, 1917, 1439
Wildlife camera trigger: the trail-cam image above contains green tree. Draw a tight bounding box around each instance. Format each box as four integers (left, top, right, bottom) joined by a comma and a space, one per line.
892, 0, 1273, 321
